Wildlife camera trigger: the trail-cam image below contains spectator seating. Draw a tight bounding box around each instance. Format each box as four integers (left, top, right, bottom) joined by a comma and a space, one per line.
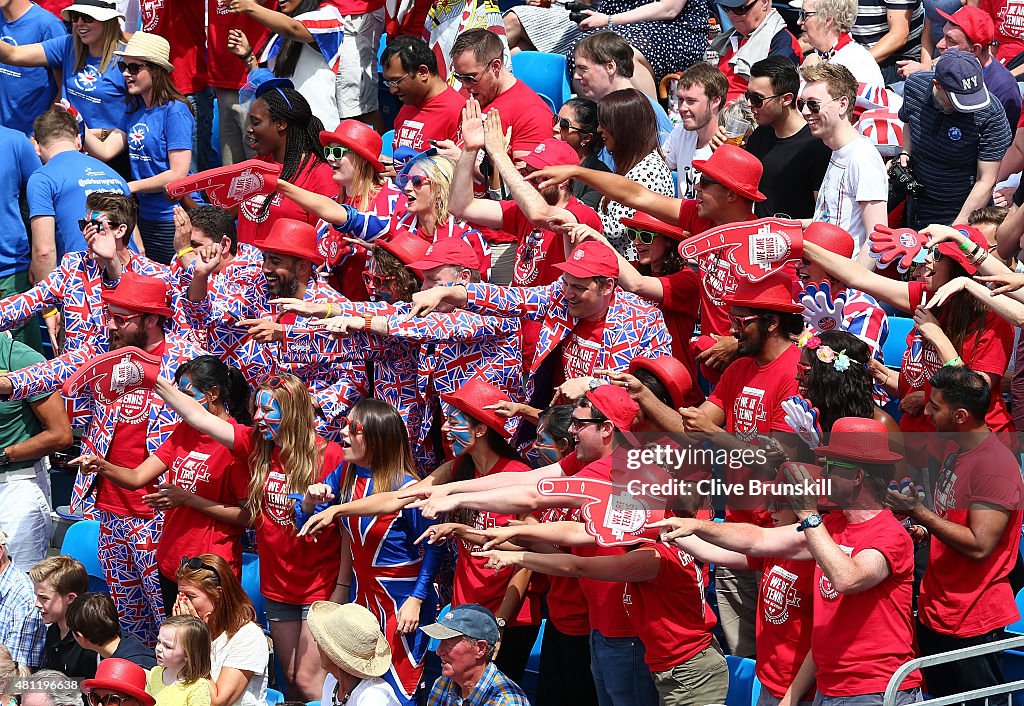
241, 552, 267, 628
726, 655, 762, 706
511, 51, 572, 113
59, 519, 108, 594
382, 130, 395, 159
1006, 587, 1024, 635
883, 316, 915, 369
267, 688, 284, 705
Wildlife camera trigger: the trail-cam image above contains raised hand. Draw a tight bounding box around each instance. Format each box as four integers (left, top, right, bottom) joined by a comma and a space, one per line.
461, 98, 486, 152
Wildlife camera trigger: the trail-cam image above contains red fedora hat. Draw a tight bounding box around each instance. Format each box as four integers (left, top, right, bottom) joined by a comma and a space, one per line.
319, 120, 385, 172
377, 229, 431, 269
724, 271, 803, 313
82, 659, 155, 706
693, 144, 766, 202
816, 417, 902, 464
440, 378, 512, 439
620, 211, 686, 242
804, 222, 854, 259
257, 218, 323, 265
628, 355, 701, 408
101, 272, 173, 319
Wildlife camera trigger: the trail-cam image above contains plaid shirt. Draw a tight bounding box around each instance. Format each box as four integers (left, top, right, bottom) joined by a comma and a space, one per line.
426, 662, 530, 706
0, 562, 46, 668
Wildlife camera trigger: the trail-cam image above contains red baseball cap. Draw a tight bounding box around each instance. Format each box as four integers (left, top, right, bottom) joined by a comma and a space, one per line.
937, 5, 995, 46
522, 138, 580, 170
934, 225, 990, 274
408, 237, 481, 272
556, 241, 619, 279
585, 384, 639, 445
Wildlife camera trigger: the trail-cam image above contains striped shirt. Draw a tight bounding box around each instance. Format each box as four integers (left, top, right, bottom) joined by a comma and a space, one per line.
852, 0, 925, 64
0, 561, 46, 668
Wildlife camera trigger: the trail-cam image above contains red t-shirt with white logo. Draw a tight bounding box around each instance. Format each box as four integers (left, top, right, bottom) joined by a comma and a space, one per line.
746, 555, 816, 699
452, 456, 542, 626
140, 1, 208, 96
153, 422, 250, 579
919, 434, 1024, 637
98, 341, 166, 518
323, 0, 384, 17
980, 0, 1024, 64
658, 267, 701, 383
238, 156, 336, 245
813, 511, 921, 696
393, 87, 466, 152
231, 421, 344, 604
538, 504, 590, 636
208, 0, 276, 90
559, 315, 606, 386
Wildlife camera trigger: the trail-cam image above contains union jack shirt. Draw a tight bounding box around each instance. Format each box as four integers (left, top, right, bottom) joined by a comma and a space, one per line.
259, 6, 345, 73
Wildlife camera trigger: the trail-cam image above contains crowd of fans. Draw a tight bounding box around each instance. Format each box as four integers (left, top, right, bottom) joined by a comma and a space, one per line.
2, 0, 1024, 705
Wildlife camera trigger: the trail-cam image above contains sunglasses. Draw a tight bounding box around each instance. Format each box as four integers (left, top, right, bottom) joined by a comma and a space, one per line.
796, 361, 813, 377
552, 115, 583, 133
180, 556, 219, 575
822, 458, 861, 476
323, 145, 350, 161
117, 61, 151, 76
338, 417, 365, 434
79, 218, 110, 232
452, 56, 501, 85
68, 11, 98, 22
797, 97, 836, 114
724, 0, 759, 14
103, 308, 145, 327
88, 695, 139, 706
625, 227, 661, 245
383, 71, 411, 89
362, 272, 396, 289
698, 175, 720, 189
798, 9, 817, 20
744, 91, 782, 108
396, 173, 430, 190
264, 375, 293, 397
730, 313, 764, 329
568, 417, 606, 432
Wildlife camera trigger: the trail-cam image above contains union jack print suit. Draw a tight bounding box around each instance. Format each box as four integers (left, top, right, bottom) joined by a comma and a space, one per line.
462, 280, 674, 375
5, 331, 207, 646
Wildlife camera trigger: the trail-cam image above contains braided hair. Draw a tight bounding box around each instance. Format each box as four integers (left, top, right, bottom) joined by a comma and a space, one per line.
253, 88, 325, 221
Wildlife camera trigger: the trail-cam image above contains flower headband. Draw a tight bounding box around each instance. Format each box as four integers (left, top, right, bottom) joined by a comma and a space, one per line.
797, 332, 863, 373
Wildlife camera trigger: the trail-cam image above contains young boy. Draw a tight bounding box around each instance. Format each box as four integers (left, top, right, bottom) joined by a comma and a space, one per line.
66, 592, 155, 669
29, 556, 98, 678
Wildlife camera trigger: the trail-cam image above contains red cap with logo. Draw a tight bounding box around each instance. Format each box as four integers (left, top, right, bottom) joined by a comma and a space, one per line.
936, 5, 995, 45
585, 384, 639, 445
555, 241, 619, 279
522, 138, 581, 170
408, 237, 482, 271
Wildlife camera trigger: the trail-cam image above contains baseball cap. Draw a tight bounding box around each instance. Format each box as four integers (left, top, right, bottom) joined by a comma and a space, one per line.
936, 5, 995, 46
934, 49, 991, 112
585, 384, 639, 445
555, 241, 619, 279
408, 238, 481, 272
421, 604, 500, 645
522, 139, 580, 170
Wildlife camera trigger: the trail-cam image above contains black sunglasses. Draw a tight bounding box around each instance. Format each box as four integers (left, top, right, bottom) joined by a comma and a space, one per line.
724, 0, 760, 15
68, 11, 98, 22
744, 91, 782, 108
180, 556, 219, 573
78, 218, 110, 232
89, 695, 140, 706
552, 115, 584, 133
797, 97, 835, 114
117, 61, 151, 76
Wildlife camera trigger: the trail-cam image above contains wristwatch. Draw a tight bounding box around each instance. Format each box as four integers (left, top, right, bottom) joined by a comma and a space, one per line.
797, 513, 823, 532
495, 617, 507, 629
0, 450, 11, 467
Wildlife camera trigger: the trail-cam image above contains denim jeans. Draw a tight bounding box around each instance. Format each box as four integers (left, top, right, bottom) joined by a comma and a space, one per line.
187, 87, 218, 172
589, 631, 659, 706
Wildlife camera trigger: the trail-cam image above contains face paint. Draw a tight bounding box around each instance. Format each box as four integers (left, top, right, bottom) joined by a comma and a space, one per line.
254, 389, 283, 441
444, 409, 475, 457
178, 375, 209, 410
533, 427, 562, 464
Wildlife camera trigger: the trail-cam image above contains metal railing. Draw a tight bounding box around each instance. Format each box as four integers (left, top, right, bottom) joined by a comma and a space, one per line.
883, 635, 1024, 706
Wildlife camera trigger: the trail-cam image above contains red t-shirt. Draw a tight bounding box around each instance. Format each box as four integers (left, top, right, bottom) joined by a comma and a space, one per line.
624, 542, 713, 672
813, 511, 921, 696
559, 314, 606, 385
538, 504, 590, 636
153, 423, 250, 579
231, 422, 344, 604
746, 556, 816, 699
658, 267, 701, 383
98, 341, 166, 518
393, 87, 466, 152
208, 0, 276, 90
142, 2, 208, 95
452, 456, 542, 626
34, 0, 64, 18
918, 434, 1024, 637
238, 156, 336, 245
981, 0, 1024, 64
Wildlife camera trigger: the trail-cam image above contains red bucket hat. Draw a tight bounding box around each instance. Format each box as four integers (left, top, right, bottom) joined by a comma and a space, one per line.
816, 417, 902, 464
556, 241, 619, 279
408, 237, 481, 272
440, 378, 512, 439
101, 272, 173, 319
804, 222, 854, 259
377, 230, 431, 269
257, 218, 323, 265
724, 271, 803, 313
620, 211, 686, 241
319, 120, 385, 172
693, 144, 766, 202
629, 355, 701, 409
82, 659, 155, 706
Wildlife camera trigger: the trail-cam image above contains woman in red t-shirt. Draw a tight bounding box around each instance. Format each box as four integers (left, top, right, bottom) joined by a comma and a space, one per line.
76, 356, 253, 609
155, 371, 344, 701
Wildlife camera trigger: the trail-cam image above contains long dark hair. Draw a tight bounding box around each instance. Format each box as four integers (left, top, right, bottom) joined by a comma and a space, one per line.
253, 88, 325, 220
936, 260, 989, 356
341, 399, 416, 497
174, 356, 253, 425
564, 97, 603, 159
537, 404, 577, 455
261, 0, 320, 79
175, 553, 257, 640
802, 330, 874, 433
449, 413, 525, 526
598, 88, 661, 175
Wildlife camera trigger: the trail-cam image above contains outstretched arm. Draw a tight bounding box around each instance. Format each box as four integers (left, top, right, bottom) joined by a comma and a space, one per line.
532, 165, 682, 224
154, 378, 237, 450
803, 241, 912, 312
479, 547, 661, 582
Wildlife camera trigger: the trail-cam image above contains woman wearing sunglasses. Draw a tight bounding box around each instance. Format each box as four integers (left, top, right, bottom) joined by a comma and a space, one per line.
174, 554, 270, 706
797, 0, 883, 90
80, 32, 193, 265
155, 372, 345, 701
552, 98, 609, 210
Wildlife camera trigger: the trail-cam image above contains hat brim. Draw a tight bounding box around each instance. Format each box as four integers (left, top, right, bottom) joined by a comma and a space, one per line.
947, 86, 991, 112
420, 622, 467, 640
113, 49, 173, 72
406, 257, 447, 271
554, 261, 618, 279
439, 391, 512, 439
82, 679, 155, 706
256, 243, 323, 265
722, 294, 804, 313
619, 215, 685, 241
62, 4, 123, 22
318, 130, 385, 173
816, 445, 903, 464
307, 602, 391, 679
693, 159, 766, 202
100, 294, 173, 319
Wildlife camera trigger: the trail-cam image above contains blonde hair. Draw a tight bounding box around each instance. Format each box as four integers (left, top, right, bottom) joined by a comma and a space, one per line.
73, 19, 125, 74
29, 556, 88, 595
814, 0, 857, 33
247, 373, 326, 522
159, 616, 212, 685
409, 155, 456, 231
0, 643, 29, 680
341, 154, 386, 212
800, 62, 857, 118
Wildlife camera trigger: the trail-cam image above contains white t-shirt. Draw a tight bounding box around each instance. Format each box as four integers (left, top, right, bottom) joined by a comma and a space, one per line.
813, 135, 888, 254
267, 8, 343, 130
832, 41, 885, 91
662, 126, 712, 200
320, 674, 402, 706
212, 622, 270, 706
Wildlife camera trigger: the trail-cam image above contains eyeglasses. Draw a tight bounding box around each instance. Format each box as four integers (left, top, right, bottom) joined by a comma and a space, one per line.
180, 556, 219, 575
383, 71, 411, 89
103, 308, 145, 327
117, 61, 151, 76
88, 694, 140, 706
68, 11, 98, 22
567, 417, 606, 432
553, 115, 583, 133
798, 9, 817, 20
323, 145, 350, 161
338, 417, 364, 434
362, 272, 396, 289
929, 246, 944, 263
396, 173, 430, 190
744, 91, 782, 108
78, 218, 111, 232
723, 0, 760, 15
698, 175, 720, 189
797, 97, 836, 114
626, 227, 661, 245
822, 458, 861, 476
730, 313, 764, 329
452, 56, 501, 85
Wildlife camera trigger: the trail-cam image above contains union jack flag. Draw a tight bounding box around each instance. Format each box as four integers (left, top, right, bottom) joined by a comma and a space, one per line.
258, 6, 346, 74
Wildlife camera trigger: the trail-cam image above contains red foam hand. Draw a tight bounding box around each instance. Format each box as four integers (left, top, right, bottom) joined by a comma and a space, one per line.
62, 347, 161, 406
678, 218, 803, 282
318, 229, 351, 268
868, 225, 927, 273
167, 160, 282, 209
537, 475, 667, 547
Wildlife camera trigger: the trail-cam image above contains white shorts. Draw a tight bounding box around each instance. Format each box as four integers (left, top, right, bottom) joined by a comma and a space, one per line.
337, 8, 384, 117
0, 462, 53, 572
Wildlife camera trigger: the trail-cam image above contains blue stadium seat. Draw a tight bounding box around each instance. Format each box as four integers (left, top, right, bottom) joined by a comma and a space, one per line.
427, 604, 452, 653
59, 519, 107, 594
510, 52, 571, 113
241, 552, 267, 629
381, 130, 395, 159
266, 688, 284, 705
726, 655, 762, 706
882, 316, 915, 369
1006, 587, 1024, 635
519, 620, 545, 703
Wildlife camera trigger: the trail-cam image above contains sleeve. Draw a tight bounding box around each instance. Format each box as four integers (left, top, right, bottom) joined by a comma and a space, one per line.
282, 328, 392, 364
767, 29, 801, 63
153, 425, 182, 467
179, 293, 215, 331
851, 146, 889, 203
230, 421, 256, 464
979, 105, 1013, 162
292, 459, 346, 529
856, 522, 912, 579
707, 368, 737, 412
463, 282, 553, 320
0, 254, 71, 329
769, 373, 800, 432
966, 451, 1022, 511
964, 315, 1013, 376
187, 681, 212, 706
26, 172, 56, 218
165, 102, 196, 152
659, 269, 700, 316
220, 623, 270, 672
499, 200, 526, 236
17, 139, 41, 189
333, 210, 390, 242
10, 340, 51, 404
40, 34, 69, 69
386, 311, 518, 343
5, 344, 94, 400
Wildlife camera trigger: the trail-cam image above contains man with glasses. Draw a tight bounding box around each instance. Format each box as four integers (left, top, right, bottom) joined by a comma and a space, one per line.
801, 62, 888, 265
709, 0, 802, 101
744, 57, 831, 218
382, 35, 466, 153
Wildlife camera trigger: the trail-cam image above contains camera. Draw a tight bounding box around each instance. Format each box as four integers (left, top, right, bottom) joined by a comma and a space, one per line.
566, 2, 590, 22
888, 156, 924, 199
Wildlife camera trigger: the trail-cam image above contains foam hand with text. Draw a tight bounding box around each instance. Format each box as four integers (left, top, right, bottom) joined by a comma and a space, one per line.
800, 280, 846, 333
167, 160, 282, 209
868, 225, 928, 273
781, 395, 823, 450
677, 218, 802, 282
62, 347, 161, 406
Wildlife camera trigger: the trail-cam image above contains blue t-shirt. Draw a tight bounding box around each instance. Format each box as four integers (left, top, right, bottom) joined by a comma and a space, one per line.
121, 99, 194, 221
27, 150, 129, 257
0, 125, 41, 275
41, 34, 126, 129
0, 4, 65, 136
984, 58, 1022, 132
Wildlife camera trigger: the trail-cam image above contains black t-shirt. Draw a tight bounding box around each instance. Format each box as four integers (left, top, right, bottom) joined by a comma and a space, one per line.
42, 624, 98, 679
745, 124, 831, 219
111, 633, 157, 670
574, 151, 612, 211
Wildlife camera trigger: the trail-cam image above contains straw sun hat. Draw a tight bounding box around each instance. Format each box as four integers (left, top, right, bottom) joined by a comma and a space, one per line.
307, 602, 392, 679
114, 31, 174, 73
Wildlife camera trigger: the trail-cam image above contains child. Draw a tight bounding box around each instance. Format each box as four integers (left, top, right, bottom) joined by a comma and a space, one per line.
148, 616, 213, 706
67, 593, 157, 670
29, 556, 98, 678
